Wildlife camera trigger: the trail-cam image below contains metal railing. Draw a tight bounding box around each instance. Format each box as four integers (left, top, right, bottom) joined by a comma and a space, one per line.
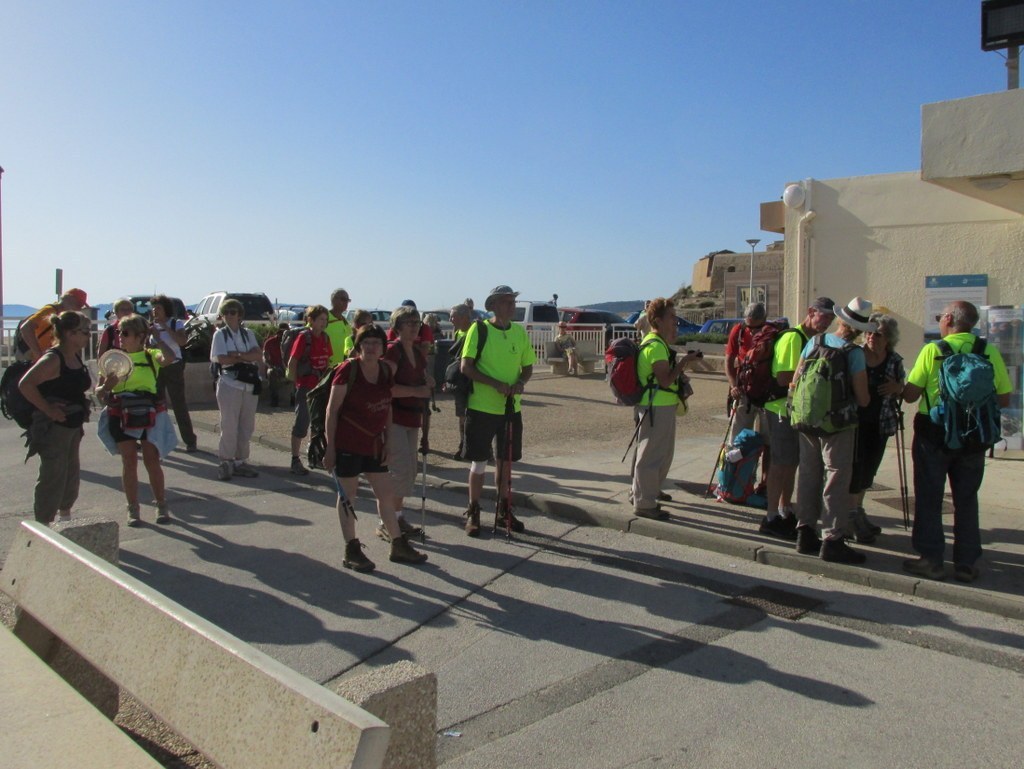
521, 322, 635, 373
1, 315, 105, 369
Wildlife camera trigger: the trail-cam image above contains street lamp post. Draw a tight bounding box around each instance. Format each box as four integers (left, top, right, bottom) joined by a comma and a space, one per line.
0, 165, 5, 313
745, 238, 760, 307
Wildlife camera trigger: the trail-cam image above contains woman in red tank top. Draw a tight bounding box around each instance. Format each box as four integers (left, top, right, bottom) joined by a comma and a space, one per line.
323, 324, 427, 572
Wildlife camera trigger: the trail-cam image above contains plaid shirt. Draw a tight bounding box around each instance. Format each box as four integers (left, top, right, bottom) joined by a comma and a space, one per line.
873, 351, 906, 437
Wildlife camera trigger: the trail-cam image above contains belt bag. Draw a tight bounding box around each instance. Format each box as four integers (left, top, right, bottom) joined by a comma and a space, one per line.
111, 392, 164, 430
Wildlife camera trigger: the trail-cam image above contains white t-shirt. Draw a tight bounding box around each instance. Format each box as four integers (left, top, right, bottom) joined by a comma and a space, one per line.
151, 317, 185, 360
210, 325, 261, 391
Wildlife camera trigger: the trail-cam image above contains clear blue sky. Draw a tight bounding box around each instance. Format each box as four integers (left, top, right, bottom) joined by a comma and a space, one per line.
0, 0, 1008, 311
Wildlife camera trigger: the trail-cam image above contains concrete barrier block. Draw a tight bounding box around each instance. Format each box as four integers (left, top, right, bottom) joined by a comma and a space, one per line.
335, 661, 437, 769
184, 360, 217, 406
13, 518, 121, 717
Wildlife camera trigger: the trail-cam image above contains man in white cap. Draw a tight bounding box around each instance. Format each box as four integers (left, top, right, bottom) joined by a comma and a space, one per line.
792, 297, 874, 564
460, 285, 536, 536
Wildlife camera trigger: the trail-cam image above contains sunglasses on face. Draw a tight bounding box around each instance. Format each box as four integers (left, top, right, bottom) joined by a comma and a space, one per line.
222, 310, 240, 316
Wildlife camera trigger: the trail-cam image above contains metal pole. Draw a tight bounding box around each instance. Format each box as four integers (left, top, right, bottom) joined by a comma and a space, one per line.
745, 238, 760, 308
1009, 46, 1020, 90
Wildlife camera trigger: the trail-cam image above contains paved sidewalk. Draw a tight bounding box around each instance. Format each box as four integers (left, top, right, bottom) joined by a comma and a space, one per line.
188, 371, 1024, 620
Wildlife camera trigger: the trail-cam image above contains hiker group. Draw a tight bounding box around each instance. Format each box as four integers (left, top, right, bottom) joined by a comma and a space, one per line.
4, 285, 1012, 584
719, 295, 1011, 581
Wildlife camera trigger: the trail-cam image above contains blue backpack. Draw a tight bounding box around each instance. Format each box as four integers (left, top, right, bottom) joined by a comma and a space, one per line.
927, 336, 1001, 452
714, 428, 766, 507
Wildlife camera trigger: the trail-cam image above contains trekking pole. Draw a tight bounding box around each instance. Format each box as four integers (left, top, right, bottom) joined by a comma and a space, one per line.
497, 394, 515, 539
895, 407, 910, 530
704, 405, 737, 499
330, 471, 357, 522
419, 447, 428, 543
620, 406, 652, 463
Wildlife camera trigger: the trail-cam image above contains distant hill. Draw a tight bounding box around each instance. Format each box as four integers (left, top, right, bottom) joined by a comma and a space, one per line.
578, 300, 645, 316
3, 304, 36, 316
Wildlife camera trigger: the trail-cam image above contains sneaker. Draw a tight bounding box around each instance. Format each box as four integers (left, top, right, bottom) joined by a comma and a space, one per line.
953, 563, 980, 583
464, 501, 481, 537
389, 534, 428, 564
903, 556, 946, 581
795, 525, 821, 555
759, 515, 798, 541
126, 503, 142, 528
375, 522, 392, 543
290, 457, 309, 476
185, 443, 198, 453
820, 537, 866, 564
233, 462, 259, 478
495, 501, 526, 533
343, 539, 375, 572
155, 503, 171, 525
57, 513, 71, 523
846, 508, 878, 544
218, 461, 233, 481
635, 505, 669, 521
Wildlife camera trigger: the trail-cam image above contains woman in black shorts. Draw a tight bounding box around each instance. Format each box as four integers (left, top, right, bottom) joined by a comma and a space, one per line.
322, 324, 427, 572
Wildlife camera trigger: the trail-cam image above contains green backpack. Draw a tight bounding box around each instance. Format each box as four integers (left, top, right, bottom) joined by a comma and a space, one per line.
788, 334, 859, 436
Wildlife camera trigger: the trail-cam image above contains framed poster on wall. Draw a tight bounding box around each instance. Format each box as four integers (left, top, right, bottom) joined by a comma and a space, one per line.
924, 274, 988, 340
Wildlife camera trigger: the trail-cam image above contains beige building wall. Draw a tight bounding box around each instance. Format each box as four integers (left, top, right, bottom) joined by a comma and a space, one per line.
782, 172, 1024, 347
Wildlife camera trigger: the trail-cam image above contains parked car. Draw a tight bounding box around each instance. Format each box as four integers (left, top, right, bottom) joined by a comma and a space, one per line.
115, 295, 188, 321
345, 309, 392, 331
192, 291, 276, 326
513, 300, 560, 325
698, 316, 790, 336
275, 304, 309, 325
624, 310, 700, 336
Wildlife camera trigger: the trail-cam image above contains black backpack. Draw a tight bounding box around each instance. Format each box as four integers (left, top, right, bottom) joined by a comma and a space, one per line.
443, 321, 488, 399
1, 361, 35, 430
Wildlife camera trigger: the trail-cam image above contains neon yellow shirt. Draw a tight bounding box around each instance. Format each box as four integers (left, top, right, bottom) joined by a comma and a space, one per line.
463, 320, 536, 415
907, 333, 1012, 415
325, 313, 353, 366
637, 333, 678, 407
764, 325, 810, 415
112, 349, 161, 394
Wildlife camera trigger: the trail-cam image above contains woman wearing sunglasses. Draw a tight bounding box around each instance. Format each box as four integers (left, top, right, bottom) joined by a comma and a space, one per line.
96, 313, 178, 526
18, 311, 93, 525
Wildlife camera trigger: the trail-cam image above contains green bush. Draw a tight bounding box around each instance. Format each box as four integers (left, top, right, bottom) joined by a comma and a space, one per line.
675, 332, 727, 345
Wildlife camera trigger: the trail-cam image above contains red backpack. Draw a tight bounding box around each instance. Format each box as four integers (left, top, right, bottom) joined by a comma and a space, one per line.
605, 337, 666, 406
736, 324, 803, 407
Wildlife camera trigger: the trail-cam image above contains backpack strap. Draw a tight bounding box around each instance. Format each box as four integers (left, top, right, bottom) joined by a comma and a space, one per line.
972, 335, 988, 356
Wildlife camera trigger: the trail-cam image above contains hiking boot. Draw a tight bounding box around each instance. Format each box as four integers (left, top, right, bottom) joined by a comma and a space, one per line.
657, 492, 672, 502
155, 503, 171, 525
759, 515, 798, 541
398, 516, 423, 538
846, 507, 879, 544
795, 525, 821, 555
290, 456, 309, 476
635, 505, 669, 521
389, 534, 428, 564
126, 503, 141, 528
233, 462, 259, 478
464, 501, 481, 537
820, 537, 866, 565
218, 461, 233, 481
954, 563, 980, 583
903, 557, 945, 581
342, 539, 375, 572
185, 442, 198, 453
495, 500, 525, 533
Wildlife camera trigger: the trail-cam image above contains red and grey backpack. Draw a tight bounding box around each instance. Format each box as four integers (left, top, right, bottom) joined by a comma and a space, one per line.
605, 337, 668, 406
736, 324, 804, 407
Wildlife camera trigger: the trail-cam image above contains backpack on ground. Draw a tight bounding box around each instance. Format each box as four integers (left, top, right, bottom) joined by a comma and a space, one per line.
1, 361, 35, 430
788, 334, 859, 435
713, 428, 766, 507
282, 327, 311, 380
736, 324, 800, 406
443, 321, 488, 400
306, 361, 393, 469
927, 336, 1002, 452
605, 337, 669, 406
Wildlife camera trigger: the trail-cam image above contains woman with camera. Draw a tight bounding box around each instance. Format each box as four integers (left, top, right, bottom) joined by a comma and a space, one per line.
95, 313, 178, 526
210, 299, 263, 481
630, 297, 700, 519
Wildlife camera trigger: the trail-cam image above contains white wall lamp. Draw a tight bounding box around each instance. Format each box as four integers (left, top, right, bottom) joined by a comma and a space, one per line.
969, 174, 1013, 191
